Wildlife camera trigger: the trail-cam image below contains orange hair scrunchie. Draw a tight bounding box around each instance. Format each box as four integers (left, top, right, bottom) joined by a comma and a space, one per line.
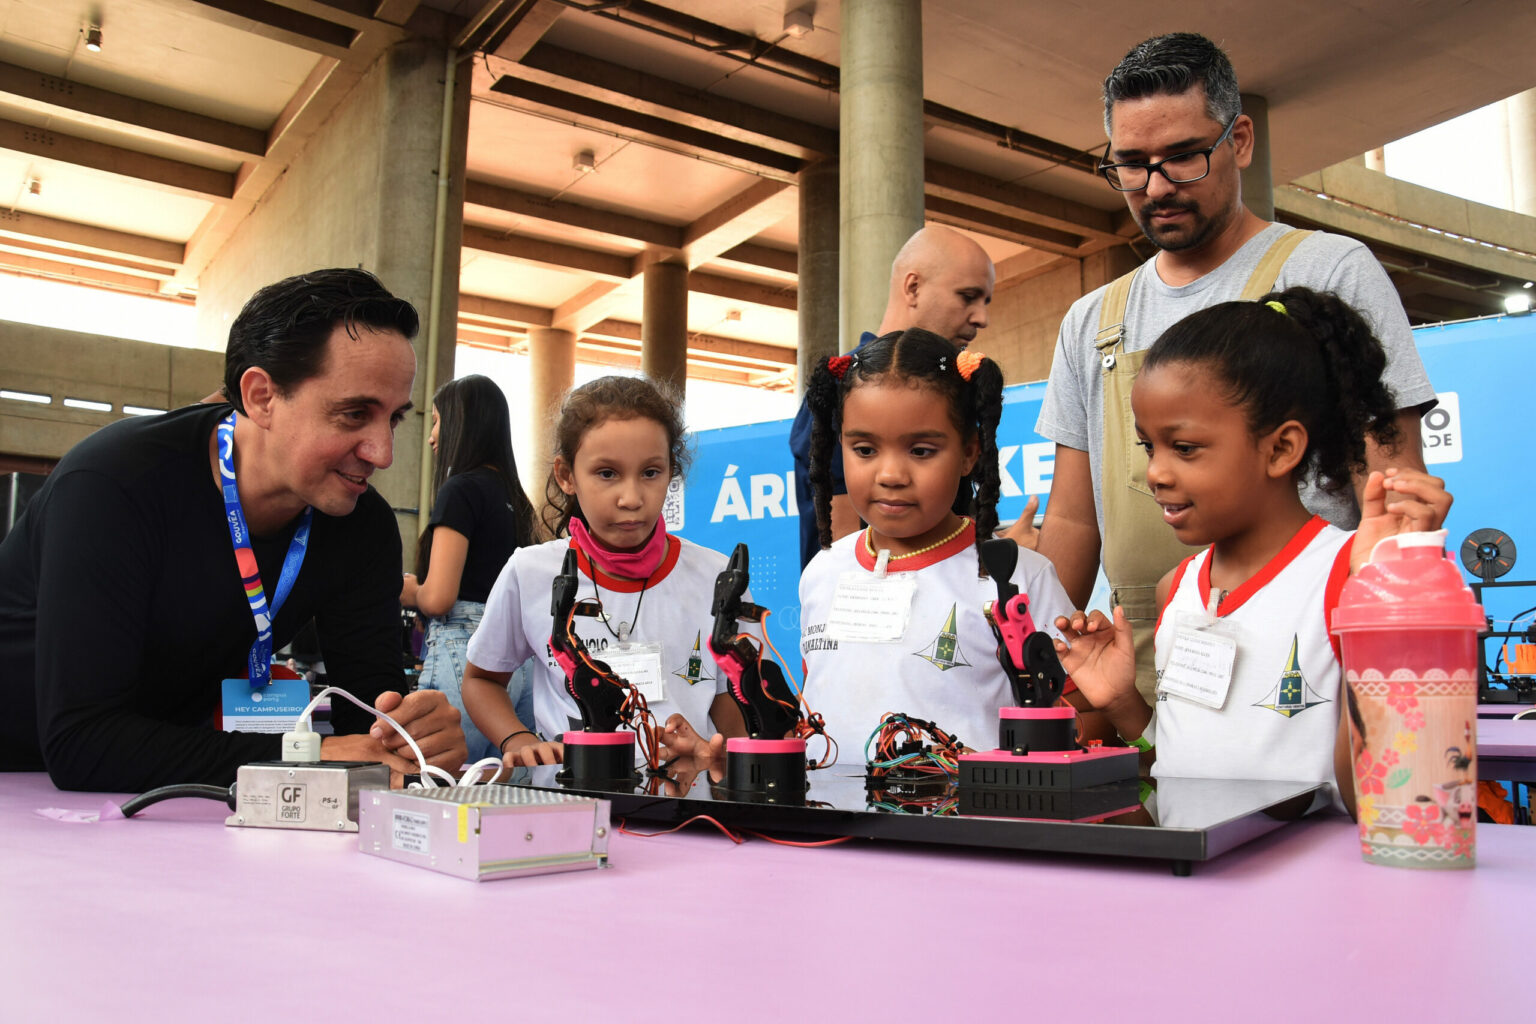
956, 350, 985, 381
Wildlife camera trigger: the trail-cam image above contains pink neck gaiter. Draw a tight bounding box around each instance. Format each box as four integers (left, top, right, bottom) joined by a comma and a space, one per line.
569, 517, 669, 580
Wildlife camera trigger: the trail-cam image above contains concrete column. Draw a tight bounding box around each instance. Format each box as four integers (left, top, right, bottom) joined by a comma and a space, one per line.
840, 0, 925, 353
640, 260, 688, 397
1507, 88, 1536, 217
1240, 93, 1274, 222
527, 327, 575, 522
193, 37, 470, 554
796, 158, 839, 394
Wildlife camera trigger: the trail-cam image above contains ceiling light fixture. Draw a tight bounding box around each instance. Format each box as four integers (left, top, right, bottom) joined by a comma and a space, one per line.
573, 149, 597, 174
784, 7, 814, 38
1504, 293, 1533, 316
23, 176, 40, 197
84, 24, 103, 52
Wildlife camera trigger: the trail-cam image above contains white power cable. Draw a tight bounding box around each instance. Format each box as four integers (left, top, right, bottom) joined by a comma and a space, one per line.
294, 686, 483, 788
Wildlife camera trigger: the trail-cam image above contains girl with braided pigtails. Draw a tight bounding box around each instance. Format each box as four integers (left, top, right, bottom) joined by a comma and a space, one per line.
797, 328, 1081, 760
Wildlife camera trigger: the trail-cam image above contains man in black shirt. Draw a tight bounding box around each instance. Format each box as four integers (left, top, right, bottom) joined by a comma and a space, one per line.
0, 269, 465, 791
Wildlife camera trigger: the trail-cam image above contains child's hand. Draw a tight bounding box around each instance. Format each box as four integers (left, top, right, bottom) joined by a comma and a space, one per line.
1052, 606, 1137, 714
1351, 469, 1453, 572
502, 737, 565, 768
658, 714, 726, 774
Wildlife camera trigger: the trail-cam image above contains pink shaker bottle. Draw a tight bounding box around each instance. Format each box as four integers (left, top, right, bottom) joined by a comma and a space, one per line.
1331, 530, 1485, 868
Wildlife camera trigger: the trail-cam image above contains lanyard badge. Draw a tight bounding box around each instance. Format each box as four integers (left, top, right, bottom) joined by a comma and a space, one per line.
217, 412, 312, 688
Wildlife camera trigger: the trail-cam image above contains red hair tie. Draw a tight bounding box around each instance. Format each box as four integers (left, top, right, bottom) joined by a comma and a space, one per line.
827, 354, 853, 379
956, 350, 985, 381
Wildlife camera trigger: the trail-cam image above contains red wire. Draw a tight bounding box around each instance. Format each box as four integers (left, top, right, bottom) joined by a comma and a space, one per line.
616, 816, 854, 848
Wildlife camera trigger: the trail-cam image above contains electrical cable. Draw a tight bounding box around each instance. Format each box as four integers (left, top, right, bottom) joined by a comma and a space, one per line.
119, 783, 236, 818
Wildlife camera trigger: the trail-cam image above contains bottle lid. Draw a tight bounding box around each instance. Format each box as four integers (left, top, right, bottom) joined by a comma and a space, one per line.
1331, 530, 1485, 633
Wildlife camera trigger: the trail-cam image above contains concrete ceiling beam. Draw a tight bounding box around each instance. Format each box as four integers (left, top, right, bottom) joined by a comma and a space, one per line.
458, 292, 553, 328
0, 210, 185, 267
681, 179, 797, 269
0, 118, 234, 201
718, 243, 797, 276
464, 178, 684, 249
486, 77, 805, 179
169, 0, 359, 59
0, 236, 174, 279
516, 42, 835, 156
551, 280, 632, 334
485, 1, 564, 60
686, 271, 796, 312
923, 195, 1085, 255
584, 318, 794, 368
924, 160, 1117, 241
462, 225, 632, 279
0, 61, 267, 162
0, 251, 178, 295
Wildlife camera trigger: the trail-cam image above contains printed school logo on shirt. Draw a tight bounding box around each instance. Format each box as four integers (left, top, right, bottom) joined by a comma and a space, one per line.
1253, 635, 1331, 718
911, 605, 971, 672
672, 632, 713, 687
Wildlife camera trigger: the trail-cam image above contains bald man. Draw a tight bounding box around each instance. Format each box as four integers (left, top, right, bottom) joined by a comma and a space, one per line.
789, 225, 995, 569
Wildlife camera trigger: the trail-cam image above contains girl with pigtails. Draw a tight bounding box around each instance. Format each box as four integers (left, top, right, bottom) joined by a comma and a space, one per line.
1053, 288, 1451, 816
797, 328, 1079, 758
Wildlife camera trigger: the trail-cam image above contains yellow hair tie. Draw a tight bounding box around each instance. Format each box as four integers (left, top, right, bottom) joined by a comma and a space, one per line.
1264, 300, 1287, 316
956, 350, 985, 381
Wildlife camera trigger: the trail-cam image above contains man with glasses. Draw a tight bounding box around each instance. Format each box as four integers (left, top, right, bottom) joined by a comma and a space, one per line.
1032, 32, 1436, 702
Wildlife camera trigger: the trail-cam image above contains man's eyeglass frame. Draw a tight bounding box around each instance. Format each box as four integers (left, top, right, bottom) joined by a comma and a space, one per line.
1097, 115, 1239, 192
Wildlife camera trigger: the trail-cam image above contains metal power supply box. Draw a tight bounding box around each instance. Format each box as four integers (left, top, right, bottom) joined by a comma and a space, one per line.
227, 761, 388, 832
358, 785, 611, 881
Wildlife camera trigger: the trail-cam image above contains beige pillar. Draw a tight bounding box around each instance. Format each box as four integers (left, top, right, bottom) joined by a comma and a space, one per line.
527, 327, 575, 523
839, 0, 924, 354
796, 158, 839, 395
1240, 93, 1274, 222
1507, 88, 1536, 217
640, 260, 688, 397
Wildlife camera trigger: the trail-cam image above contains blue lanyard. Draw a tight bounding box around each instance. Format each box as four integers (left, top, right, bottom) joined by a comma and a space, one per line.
217, 412, 313, 687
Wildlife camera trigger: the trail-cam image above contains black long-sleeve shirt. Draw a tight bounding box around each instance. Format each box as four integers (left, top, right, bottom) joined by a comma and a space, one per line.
0, 404, 405, 791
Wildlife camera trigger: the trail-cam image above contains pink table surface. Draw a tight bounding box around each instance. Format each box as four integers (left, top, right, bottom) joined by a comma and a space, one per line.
3, 772, 1532, 1022
1479, 718, 1536, 759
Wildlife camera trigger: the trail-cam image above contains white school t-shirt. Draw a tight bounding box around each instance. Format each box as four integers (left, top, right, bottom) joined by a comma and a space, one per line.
799, 521, 1074, 762
1152, 516, 1353, 809
467, 535, 736, 741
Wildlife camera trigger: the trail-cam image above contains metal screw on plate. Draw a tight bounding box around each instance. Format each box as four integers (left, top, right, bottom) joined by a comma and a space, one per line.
596, 827, 607, 837
336, 820, 345, 829
287, 770, 295, 778
236, 816, 245, 824
525, 832, 533, 841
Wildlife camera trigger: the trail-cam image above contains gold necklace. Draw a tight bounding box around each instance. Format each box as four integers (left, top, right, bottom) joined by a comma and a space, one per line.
864, 517, 971, 561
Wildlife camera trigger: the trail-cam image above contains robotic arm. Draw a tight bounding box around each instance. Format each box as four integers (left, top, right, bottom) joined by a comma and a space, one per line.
980, 538, 1070, 708
549, 548, 635, 734
707, 544, 801, 740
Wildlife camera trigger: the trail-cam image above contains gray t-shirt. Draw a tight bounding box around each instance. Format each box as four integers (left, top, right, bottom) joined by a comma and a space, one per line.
1035, 223, 1437, 534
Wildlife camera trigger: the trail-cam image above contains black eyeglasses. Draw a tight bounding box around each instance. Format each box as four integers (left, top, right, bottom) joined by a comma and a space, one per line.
1098, 116, 1238, 192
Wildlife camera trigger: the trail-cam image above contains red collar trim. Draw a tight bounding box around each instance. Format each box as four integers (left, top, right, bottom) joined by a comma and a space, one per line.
854, 519, 976, 573
1198, 515, 1327, 617
571, 535, 681, 592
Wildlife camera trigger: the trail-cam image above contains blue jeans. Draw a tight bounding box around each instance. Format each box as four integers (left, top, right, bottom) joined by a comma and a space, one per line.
420, 601, 533, 764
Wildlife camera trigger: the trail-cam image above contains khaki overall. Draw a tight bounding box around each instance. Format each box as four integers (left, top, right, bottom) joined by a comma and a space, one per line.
1095, 229, 1312, 703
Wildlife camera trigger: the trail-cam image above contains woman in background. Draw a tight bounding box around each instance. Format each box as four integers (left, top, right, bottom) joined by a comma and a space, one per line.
402, 374, 537, 760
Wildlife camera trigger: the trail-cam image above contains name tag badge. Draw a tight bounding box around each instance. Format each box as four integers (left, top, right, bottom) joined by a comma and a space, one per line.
1158, 611, 1240, 709
825, 570, 918, 643
220, 677, 310, 733
602, 642, 667, 705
